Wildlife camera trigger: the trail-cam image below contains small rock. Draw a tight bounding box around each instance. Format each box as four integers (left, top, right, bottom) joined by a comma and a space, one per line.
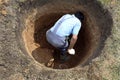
8, 73, 25, 80
1, 9, 7, 15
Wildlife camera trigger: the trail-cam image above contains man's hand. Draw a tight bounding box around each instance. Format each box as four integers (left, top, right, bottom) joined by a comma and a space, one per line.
67, 34, 77, 55
68, 48, 75, 55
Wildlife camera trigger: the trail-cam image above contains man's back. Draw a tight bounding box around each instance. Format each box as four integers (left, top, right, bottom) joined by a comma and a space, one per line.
50, 14, 81, 37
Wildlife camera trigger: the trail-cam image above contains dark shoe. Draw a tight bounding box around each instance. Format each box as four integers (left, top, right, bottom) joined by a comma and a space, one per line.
60, 54, 70, 63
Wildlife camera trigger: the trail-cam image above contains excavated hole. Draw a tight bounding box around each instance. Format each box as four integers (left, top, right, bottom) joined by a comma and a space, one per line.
23, 12, 98, 69
21, 0, 113, 69
34, 13, 91, 69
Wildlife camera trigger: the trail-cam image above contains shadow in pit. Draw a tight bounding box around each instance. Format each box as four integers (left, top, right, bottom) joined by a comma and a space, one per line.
31, 12, 89, 69
32, 47, 54, 65
32, 13, 64, 68
31, 23, 88, 69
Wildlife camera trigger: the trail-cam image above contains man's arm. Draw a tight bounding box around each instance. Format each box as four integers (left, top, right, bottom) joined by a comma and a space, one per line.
68, 34, 78, 49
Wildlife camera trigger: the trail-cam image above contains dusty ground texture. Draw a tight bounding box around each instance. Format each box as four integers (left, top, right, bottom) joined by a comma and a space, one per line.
0, 0, 120, 80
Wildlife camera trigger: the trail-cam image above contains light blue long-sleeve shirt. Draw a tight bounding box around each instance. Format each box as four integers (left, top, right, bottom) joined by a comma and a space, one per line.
50, 14, 81, 37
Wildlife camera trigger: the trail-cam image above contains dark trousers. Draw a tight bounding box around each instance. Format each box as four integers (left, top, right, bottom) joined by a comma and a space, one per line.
46, 30, 68, 54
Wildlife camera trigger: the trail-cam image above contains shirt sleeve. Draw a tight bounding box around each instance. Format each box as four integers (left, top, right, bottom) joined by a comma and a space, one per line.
72, 22, 81, 35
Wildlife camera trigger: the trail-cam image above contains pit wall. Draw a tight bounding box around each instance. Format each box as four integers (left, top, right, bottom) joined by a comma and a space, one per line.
17, 0, 113, 69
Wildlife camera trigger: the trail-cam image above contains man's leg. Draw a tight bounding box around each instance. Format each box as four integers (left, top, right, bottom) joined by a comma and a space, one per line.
59, 40, 70, 62
59, 47, 67, 62
46, 30, 69, 62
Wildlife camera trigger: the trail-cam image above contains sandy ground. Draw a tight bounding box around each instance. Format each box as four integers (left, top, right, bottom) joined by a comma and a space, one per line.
0, 0, 120, 80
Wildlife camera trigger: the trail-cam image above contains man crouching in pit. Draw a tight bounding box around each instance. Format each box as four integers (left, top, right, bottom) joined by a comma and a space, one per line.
46, 11, 84, 67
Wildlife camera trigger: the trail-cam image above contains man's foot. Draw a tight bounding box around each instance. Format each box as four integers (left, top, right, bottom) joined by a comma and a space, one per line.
60, 54, 70, 63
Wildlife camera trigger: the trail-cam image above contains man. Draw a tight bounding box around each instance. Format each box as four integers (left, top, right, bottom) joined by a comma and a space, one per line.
46, 11, 84, 62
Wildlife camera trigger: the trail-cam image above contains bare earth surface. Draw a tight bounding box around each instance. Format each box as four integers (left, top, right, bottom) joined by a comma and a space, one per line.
0, 0, 120, 80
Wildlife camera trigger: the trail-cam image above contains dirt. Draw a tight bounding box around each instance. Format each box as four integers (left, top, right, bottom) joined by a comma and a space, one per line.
0, 0, 120, 80
21, 1, 112, 69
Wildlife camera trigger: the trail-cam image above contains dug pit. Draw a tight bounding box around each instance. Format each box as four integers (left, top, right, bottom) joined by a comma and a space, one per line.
33, 12, 96, 69
20, 0, 113, 69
